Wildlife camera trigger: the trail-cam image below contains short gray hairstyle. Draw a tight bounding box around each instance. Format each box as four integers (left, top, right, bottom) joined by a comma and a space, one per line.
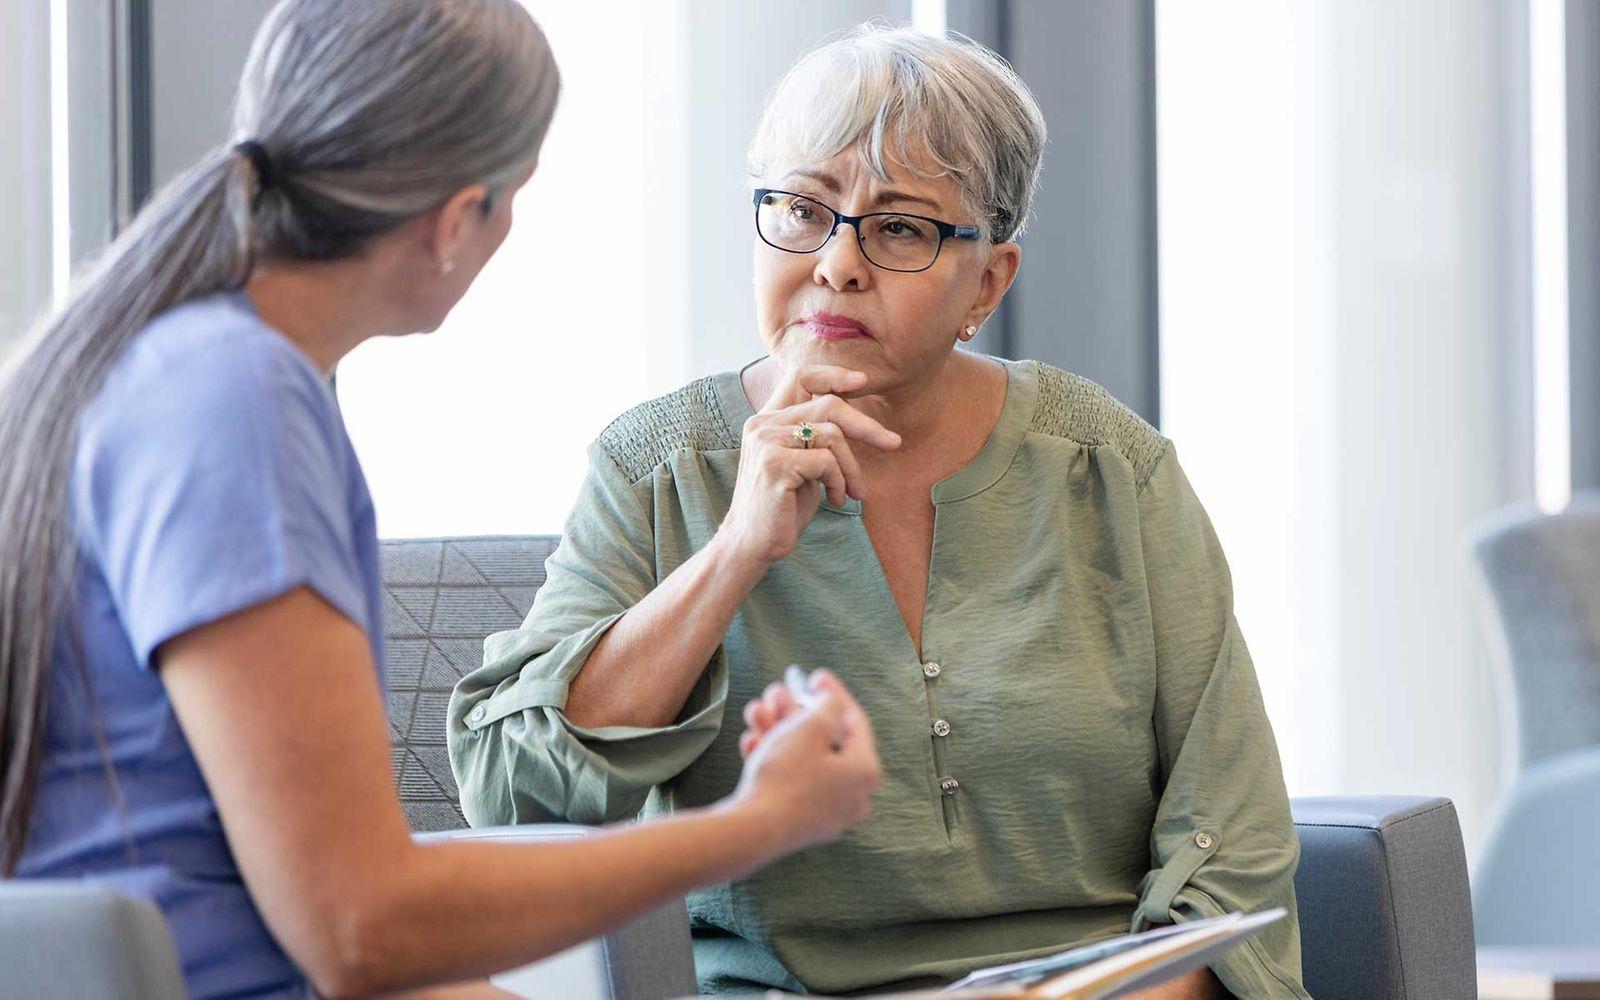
748, 22, 1047, 243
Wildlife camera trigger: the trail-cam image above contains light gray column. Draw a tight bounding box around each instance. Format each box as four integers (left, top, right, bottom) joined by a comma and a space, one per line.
147, 0, 278, 193
1010, 1, 1159, 423
1498, 0, 1536, 505
1567, 0, 1600, 492
953, 1, 1160, 424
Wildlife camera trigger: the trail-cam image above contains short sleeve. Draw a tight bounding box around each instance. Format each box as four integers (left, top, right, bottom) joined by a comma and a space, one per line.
1132, 443, 1311, 999
448, 441, 728, 827
74, 327, 367, 669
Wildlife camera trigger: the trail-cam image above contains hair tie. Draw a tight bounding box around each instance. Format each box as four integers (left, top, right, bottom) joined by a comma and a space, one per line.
234, 140, 276, 191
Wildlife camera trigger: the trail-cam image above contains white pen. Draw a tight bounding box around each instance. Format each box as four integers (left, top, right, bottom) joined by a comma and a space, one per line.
784, 665, 846, 751
783, 664, 817, 707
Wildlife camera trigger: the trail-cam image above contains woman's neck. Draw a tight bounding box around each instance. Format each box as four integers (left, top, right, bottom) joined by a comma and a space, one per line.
243, 258, 406, 374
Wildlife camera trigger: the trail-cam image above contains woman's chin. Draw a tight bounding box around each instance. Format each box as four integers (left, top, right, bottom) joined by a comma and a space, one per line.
790, 335, 877, 363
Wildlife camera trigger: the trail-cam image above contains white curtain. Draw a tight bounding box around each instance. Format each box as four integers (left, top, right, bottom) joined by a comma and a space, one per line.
1157, 0, 1532, 853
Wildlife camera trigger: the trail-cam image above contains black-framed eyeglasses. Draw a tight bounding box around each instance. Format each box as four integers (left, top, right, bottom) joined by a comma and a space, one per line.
752, 188, 982, 273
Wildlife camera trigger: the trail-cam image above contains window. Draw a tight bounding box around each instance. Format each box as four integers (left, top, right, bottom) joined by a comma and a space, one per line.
1155, 0, 1525, 845
0, 2, 55, 356
337, 1, 921, 539
337, 2, 691, 538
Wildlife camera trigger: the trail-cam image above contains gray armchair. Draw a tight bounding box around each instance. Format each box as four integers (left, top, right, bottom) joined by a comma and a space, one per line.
0, 536, 1478, 999
381, 536, 1480, 1000
0, 882, 186, 1000
1471, 498, 1600, 947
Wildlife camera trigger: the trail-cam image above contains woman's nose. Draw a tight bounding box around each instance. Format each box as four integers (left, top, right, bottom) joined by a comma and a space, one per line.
813, 222, 873, 291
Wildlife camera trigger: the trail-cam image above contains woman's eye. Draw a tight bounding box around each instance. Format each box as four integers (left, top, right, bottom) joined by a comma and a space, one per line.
789, 204, 816, 221
880, 218, 927, 240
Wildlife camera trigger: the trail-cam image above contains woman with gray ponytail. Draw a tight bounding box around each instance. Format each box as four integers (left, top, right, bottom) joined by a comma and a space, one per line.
0, 2, 880, 997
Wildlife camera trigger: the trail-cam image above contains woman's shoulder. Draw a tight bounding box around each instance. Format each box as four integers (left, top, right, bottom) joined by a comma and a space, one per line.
1021, 360, 1169, 490
80, 293, 345, 487
105, 292, 330, 418
593, 372, 743, 484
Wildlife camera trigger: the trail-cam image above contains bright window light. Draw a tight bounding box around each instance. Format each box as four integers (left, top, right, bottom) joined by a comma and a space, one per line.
336, 1, 689, 538
1530, 0, 1571, 514
912, 0, 946, 37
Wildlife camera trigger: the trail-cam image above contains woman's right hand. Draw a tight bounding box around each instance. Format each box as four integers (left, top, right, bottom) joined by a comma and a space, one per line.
728, 669, 882, 854
718, 365, 902, 565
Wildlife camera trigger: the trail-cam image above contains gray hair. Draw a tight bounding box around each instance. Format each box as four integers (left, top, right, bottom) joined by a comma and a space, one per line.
0, 0, 559, 874
747, 22, 1047, 243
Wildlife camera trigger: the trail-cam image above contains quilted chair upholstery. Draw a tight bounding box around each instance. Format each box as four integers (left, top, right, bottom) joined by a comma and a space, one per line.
378, 535, 699, 1000
381, 535, 560, 832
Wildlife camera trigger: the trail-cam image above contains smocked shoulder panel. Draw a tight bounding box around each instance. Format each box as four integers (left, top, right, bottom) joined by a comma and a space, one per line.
597, 375, 742, 483
1028, 363, 1169, 489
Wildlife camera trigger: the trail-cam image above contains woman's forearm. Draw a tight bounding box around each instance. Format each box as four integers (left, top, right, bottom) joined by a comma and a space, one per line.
345, 801, 781, 994
564, 531, 767, 729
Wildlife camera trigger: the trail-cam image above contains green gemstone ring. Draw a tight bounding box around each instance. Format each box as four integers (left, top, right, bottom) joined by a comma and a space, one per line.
792, 422, 817, 449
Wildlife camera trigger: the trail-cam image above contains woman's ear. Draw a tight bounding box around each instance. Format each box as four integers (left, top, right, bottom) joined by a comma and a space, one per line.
426, 183, 491, 274
969, 242, 1022, 326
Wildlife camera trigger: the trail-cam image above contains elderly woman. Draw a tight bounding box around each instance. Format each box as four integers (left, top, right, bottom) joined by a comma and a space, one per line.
449, 24, 1308, 1000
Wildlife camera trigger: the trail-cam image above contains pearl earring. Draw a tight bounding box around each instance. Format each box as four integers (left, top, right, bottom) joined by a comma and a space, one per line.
962, 325, 977, 341
438, 258, 456, 276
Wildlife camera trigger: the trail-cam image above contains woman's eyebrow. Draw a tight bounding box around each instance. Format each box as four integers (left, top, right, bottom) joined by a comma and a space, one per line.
783, 168, 841, 192
871, 189, 942, 211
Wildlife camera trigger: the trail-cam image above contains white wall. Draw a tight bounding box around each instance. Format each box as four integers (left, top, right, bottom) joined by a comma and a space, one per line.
1158, 0, 1530, 854
0, 2, 53, 354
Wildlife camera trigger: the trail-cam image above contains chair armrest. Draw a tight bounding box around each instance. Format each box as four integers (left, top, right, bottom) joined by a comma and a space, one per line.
0, 881, 186, 1000
415, 824, 697, 1000
1291, 796, 1476, 1000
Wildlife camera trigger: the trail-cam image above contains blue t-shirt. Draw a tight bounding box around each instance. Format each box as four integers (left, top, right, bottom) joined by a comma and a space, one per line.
17, 292, 384, 999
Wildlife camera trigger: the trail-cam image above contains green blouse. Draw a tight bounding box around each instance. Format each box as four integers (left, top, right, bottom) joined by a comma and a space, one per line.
447, 359, 1310, 998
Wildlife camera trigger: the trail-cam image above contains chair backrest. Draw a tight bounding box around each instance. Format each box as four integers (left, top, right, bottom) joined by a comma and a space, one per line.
1472, 495, 1600, 769
381, 535, 561, 832
0, 881, 186, 1000
1292, 796, 1477, 1000
1473, 745, 1600, 946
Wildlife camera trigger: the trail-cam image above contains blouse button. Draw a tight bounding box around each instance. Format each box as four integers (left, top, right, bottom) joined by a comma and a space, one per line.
931, 719, 952, 738
923, 661, 942, 678
939, 777, 961, 796
1195, 832, 1215, 850
469, 704, 488, 724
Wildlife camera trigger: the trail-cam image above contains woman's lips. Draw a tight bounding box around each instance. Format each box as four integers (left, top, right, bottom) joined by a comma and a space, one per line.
802, 312, 873, 341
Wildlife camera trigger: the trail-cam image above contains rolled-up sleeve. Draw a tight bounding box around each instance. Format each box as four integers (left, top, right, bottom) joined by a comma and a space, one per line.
1131, 444, 1311, 999
447, 442, 728, 827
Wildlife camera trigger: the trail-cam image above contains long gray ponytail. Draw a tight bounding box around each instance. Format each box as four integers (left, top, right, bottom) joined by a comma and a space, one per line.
0, 0, 559, 874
